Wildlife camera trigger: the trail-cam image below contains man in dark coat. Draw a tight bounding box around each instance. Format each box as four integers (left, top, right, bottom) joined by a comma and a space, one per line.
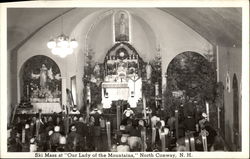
50, 126, 62, 151
67, 125, 84, 151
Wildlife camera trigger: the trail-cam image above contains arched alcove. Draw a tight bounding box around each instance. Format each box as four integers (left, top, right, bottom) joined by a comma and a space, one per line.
19, 55, 62, 102
165, 51, 216, 119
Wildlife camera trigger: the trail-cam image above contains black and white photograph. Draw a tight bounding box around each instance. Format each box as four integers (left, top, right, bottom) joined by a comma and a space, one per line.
0, 0, 249, 158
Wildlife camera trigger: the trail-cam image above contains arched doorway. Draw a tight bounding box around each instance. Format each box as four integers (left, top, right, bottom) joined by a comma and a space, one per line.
165, 51, 216, 124
233, 74, 240, 150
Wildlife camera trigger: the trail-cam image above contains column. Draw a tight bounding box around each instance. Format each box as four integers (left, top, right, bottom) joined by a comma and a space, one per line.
175, 110, 179, 140
162, 74, 167, 110
61, 77, 67, 105
106, 121, 111, 150
117, 105, 121, 131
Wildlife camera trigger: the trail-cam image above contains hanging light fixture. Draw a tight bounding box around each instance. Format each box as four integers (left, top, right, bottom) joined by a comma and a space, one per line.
47, 13, 78, 58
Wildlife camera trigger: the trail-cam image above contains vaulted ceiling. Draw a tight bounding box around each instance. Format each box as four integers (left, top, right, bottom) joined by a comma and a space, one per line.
7, 8, 242, 51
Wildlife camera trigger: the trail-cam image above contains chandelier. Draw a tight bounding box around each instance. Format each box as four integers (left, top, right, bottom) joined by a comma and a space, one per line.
47, 14, 78, 58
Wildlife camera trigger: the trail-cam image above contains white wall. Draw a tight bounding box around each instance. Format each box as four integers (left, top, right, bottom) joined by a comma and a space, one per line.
13, 8, 213, 113
218, 46, 242, 149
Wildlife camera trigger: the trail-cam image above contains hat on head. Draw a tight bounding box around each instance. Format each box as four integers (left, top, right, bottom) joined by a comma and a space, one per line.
71, 125, 76, 131
73, 116, 78, 121
25, 124, 30, 129
30, 138, 35, 144
120, 125, 125, 131
79, 117, 84, 122
121, 136, 127, 143
160, 120, 165, 127
59, 136, 66, 144
48, 130, 53, 136
54, 126, 60, 132
138, 120, 144, 126
202, 113, 208, 118
125, 111, 131, 117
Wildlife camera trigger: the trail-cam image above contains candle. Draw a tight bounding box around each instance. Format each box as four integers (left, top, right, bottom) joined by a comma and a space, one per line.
175, 110, 179, 140
218, 107, 220, 129
106, 121, 111, 150
155, 82, 159, 96
202, 135, 208, 151
27, 85, 29, 98
141, 127, 146, 151
30, 122, 34, 137
22, 128, 25, 143
73, 136, 77, 151
164, 128, 169, 150
117, 105, 121, 131
161, 132, 166, 151
143, 94, 146, 119
190, 137, 195, 151
216, 45, 219, 82
205, 102, 210, 121
152, 127, 156, 145
185, 137, 190, 151
35, 119, 40, 140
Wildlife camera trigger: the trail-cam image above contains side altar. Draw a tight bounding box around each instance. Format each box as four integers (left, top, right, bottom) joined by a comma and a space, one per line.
18, 56, 63, 114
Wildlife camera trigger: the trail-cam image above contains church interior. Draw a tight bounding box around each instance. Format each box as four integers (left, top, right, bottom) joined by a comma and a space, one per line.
6, 7, 243, 152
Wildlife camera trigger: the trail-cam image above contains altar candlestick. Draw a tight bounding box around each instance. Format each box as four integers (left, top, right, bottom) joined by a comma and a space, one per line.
164, 128, 169, 150
161, 132, 166, 151
152, 127, 156, 145
27, 85, 29, 98
117, 105, 121, 132
73, 136, 77, 151
190, 137, 195, 151
206, 102, 210, 121
175, 110, 179, 140
106, 121, 111, 150
155, 82, 159, 96
185, 137, 190, 151
35, 119, 40, 140
143, 94, 146, 119
141, 127, 146, 151
218, 107, 220, 129
216, 45, 219, 82
64, 116, 69, 136
30, 122, 34, 137
22, 127, 25, 143
202, 135, 208, 151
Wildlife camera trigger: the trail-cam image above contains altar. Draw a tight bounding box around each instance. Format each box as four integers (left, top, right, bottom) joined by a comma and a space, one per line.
100, 43, 143, 109
19, 58, 63, 114
31, 102, 62, 113
16, 102, 62, 114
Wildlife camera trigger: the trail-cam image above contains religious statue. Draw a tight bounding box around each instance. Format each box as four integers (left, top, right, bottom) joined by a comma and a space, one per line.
119, 13, 126, 36
93, 63, 100, 77
115, 11, 129, 42
146, 62, 152, 82
40, 64, 48, 89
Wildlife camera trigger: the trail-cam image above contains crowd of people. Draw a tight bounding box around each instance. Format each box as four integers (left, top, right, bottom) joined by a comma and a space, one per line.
8, 106, 226, 152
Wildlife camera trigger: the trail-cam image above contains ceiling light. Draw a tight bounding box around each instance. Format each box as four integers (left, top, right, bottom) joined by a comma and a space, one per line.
47, 14, 78, 58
